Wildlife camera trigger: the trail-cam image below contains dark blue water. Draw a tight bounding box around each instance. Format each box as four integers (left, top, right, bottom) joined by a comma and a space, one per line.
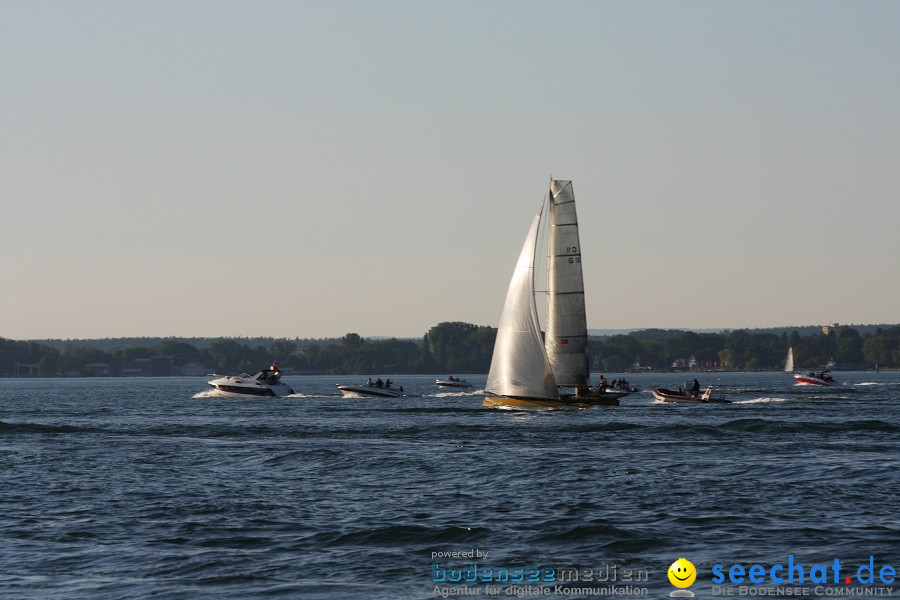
2, 372, 898, 599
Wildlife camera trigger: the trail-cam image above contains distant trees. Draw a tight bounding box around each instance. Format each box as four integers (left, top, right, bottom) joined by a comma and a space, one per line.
588, 325, 898, 371
862, 327, 900, 367
423, 322, 496, 374
589, 334, 641, 372
2, 324, 900, 377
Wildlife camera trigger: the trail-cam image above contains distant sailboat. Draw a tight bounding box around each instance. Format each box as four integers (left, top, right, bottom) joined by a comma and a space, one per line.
784, 347, 794, 373
484, 179, 619, 408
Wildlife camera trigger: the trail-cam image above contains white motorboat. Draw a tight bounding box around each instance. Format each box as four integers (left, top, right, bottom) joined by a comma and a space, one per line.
207, 366, 293, 397
337, 380, 405, 398
436, 377, 472, 388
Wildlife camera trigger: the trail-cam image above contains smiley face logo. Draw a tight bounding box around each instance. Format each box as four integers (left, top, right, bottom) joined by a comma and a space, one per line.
668, 558, 697, 588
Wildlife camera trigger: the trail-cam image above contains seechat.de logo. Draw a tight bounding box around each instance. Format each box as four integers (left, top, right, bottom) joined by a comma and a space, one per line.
668, 558, 697, 597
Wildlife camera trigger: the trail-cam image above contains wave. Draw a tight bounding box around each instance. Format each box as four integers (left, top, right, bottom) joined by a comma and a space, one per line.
793, 383, 860, 391
378, 406, 488, 415
715, 418, 900, 435
429, 389, 485, 398
733, 397, 791, 404
192, 390, 311, 399
310, 524, 490, 547
0, 422, 100, 435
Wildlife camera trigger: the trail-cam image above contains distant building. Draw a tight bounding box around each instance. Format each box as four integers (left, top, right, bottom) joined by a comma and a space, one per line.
122, 357, 174, 376
123, 359, 152, 376
15, 362, 38, 377
180, 362, 207, 376
83, 363, 110, 377
150, 357, 173, 376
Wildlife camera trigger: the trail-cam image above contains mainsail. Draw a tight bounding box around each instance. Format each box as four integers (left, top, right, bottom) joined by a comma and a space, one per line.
784, 347, 795, 373
485, 198, 559, 400
544, 179, 590, 387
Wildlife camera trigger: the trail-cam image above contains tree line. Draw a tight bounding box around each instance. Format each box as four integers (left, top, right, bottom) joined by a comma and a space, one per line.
589, 326, 900, 372
2, 323, 899, 377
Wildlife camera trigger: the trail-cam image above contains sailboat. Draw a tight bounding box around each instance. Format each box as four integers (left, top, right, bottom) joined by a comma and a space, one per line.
483, 179, 620, 408
784, 347, 794, 373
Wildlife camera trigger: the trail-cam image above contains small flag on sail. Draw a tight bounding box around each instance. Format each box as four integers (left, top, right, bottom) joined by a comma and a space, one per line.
557, 339, 569, 345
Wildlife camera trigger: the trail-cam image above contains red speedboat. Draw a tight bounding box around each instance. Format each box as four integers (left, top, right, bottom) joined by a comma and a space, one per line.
794, 371, 834, 386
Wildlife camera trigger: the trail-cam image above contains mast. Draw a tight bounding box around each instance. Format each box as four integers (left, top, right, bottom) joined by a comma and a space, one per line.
544, 179, 589, 387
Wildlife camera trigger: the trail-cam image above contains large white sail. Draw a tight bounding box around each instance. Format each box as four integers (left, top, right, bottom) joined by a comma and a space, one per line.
485, 198, 559, 400
784, 347, 795, 372
544, 179, 589, 387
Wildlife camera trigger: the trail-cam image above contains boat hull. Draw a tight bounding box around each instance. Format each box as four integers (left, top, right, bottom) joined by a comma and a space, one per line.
337, 384, 404, 398
436, 379, 472, 388
652, 388, 729, 403
207, 378, 294, 398
561, 387, 631, 400
483, 395, 619, 408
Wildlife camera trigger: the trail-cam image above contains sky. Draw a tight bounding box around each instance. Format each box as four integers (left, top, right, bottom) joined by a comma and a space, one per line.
2, 1, 898, 340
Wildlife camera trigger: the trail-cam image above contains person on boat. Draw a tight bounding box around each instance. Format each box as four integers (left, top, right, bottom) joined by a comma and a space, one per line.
376, 378, 384, 388
367, 377, 373, 386
595, 375, 608, 395
691, 379, 701, 397
259, 365, 278, 383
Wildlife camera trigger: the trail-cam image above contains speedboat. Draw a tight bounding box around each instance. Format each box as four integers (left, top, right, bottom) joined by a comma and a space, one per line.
436, 377, 472, 388
207, 366, 294, 397
337, 380, 404, 398
794, 371, 834, 386
566, 385, 630, 401
562, 388, 624, 405
652, 387, 729, 403
595, 387, 632, 399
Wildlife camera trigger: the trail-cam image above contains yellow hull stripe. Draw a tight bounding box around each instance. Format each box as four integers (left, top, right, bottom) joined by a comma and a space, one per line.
482, 396, 619, 408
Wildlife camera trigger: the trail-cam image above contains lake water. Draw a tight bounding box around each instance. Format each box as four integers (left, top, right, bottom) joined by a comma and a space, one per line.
1, 372, 898, 599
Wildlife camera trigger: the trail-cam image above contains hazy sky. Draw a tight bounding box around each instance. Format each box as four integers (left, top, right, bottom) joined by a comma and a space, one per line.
2, 1, 898, 340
